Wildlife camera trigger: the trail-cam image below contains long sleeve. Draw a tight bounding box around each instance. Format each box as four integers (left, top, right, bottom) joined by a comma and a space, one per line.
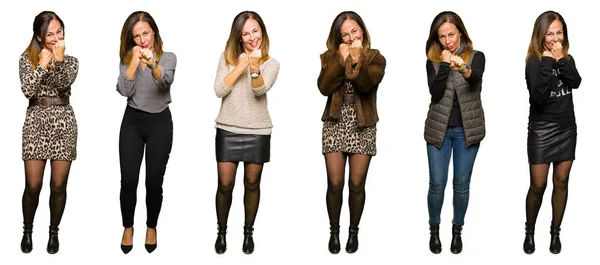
465, 52, 485, 85
117, 62, 136, 97
317, 51, 346, 96
557, 55, 581, 89
19, 53, 49, 99
346, 51, 386, 93
214, 54, 233, 98
427, 60, 450, 103
252, 58, 279, 97
153, 52, 177, 90
47, 56, 79, 91
526, 56, 555, 105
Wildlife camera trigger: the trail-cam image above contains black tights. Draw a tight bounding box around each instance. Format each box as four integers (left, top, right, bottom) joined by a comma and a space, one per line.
22, 160, 71, 227
525, 161, 572, 226
215, 162, 264, 226
325, 152, 371, 227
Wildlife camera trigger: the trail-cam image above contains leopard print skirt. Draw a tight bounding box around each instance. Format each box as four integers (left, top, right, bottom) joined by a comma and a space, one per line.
22, 105, 78, 161
322, 104, 377, 156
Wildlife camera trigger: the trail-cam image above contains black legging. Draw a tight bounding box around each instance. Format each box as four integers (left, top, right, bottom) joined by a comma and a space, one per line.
119, 105, 173, 228
324, 152, 371, 227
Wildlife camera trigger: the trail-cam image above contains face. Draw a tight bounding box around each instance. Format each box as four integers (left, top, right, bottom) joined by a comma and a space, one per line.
437, 21, 461, 54
340, 19, 363, 44
132, 20, 154, 50
241, 18, 262, 53
37, 19, 63, 50
544, 19, 564, 51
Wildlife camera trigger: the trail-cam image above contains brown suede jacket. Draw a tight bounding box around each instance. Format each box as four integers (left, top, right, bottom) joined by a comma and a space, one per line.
317, 49, 386, 128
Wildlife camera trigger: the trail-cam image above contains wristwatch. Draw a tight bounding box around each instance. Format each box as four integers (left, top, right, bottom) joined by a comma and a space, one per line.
54, 60, 64, 67
251, 71, 260, 78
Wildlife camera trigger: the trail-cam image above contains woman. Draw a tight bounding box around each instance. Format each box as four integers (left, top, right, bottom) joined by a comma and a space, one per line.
423, 11, 486, 255
522, 10, 581, 255
19, 10, 79, 255
318, 11, 386, 254
212, 10, 279, 255
116, 11, 177, 254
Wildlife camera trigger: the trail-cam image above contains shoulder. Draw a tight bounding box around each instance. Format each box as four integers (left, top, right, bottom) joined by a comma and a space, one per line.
65, 54, 79, 63
365, 49, 385, 65
472, 50, 485, 59
161, 51, 176, 61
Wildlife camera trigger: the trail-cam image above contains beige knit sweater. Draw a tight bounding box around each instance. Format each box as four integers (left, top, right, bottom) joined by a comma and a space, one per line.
214, 53, 280, 131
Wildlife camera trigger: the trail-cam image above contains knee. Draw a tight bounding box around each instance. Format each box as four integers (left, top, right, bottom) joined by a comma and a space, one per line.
218, 181, 235, 194
348, 180, 365, 195
244, 178, 260, 192
428, 181, 446, 194
453, 180, 471, 194
328, 179, 344, 194
529, 181, 547, 195
25, 183, 42, 196
553, 174, 569, 189
50, 181, 67, 195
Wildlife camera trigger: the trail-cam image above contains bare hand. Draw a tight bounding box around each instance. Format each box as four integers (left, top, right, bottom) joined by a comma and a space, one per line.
542, 50, 553, 58
339, 43, 350, 62
441, 50, 452, 63
131, 46, 142, 65
236, 53, 249, 71
52, 39, 65, 62
349, 39, 363, 63
39, 48, 53, 69
249, 49, 262, 68
449, 55, 465, 72
551, 42, 564, 61
140, 48, 155, 66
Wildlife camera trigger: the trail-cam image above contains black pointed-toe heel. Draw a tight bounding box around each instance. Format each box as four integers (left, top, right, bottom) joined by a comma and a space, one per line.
450, 225, 463, 254
345, 225, 359, 254
429, 224, 442, 254
145, 228, 157, 253
328, 224, 341, 254
121, 227, 134, 254
549, 222, 562, 254
46, 225, 59, 254
523, 222, 535, 254
242, 224, 255, 254
215, 223, 227, 254
21, 223, 33, 253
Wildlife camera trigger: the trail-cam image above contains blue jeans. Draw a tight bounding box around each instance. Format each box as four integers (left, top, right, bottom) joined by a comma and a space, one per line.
427, 127, 479, 226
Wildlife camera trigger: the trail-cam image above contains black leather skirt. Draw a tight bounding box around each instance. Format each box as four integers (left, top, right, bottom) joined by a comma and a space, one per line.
527, 120, 576, 164
215, 128, 271, 163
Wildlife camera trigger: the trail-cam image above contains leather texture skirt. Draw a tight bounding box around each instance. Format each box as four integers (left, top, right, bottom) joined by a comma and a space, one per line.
527, 120, 576, 164
215, 128, 271, 163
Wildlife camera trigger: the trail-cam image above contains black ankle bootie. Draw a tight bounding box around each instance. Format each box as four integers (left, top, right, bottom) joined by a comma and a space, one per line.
429, 224, 441, 254
47, 225, 59, 254
242, 225, 255, 254
450, 224, 463, 254
21, 223, 33, 253
215, 223, 227, 254
328, 224, 340, 254
345, 225, 359, 254
523, 222, 535, 254
549, 222, 562, 254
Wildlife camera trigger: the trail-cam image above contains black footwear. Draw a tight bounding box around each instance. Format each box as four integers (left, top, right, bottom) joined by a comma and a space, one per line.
523, 222, 535, 254
450, 224, 463, 254
345, 225, 359, 254
242, 224, 255, 254
46, 225, 59, 254
549, 222, 562, 254
121, 227, 133, 254
21, 223, 33, 253
328, 224, 341, 254
215, 223, 227, 254
145, 228, 157, 253
429, 224, 441, 254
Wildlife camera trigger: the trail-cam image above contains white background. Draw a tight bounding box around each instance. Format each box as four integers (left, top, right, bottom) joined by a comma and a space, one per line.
1, 0, 597, 264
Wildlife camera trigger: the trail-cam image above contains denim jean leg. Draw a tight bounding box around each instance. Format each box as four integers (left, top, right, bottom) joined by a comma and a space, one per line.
427, 129, 452, 225
450, 127, 480, 226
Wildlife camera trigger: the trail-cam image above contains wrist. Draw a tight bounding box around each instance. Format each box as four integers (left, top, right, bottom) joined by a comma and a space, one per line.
148, 61, 158, 69
459, 66, 469, 75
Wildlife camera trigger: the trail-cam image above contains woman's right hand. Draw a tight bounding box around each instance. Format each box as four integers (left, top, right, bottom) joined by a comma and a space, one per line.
542, 50, 553, 58
339, 43, 350, 62
39, 48, 53, 69
131, 46, 142, 64
440, 50, 452, 63
235, 52, 250, 71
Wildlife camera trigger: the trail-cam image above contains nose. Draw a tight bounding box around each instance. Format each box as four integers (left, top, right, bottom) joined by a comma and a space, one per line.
553, 34, 558, 42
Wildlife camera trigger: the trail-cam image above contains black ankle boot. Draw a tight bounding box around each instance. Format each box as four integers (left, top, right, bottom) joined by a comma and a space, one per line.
328, 224, 340, 254
242, 224, 254, 254
523, 222, 535, 254
429, 224, 441, 254
47, 225, 59, 254
21, 223, 33, 253
549, 222, 562, 254
450, 224, 463, 254
145, 228, 157, 253
215, 223, 227, 254
121, 227, 133, 254
345, 225, 359, 254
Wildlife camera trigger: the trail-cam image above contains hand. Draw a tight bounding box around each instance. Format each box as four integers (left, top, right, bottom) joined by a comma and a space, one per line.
440, 50, 452, 63
349, 39, 363, 63
551, 42, 564, 61
52, 39, 65, 62
39, 48, 53, 69
131, 46, 142, 65
542, 50, 553, 58
236, 53, 249, 71
339, 43, 349, 62
249, 49, 262, 69
139, 48, 154, 66
449, 55, 466, 72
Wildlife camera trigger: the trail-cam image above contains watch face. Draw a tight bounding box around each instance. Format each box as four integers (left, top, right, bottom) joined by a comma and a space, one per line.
251, 72, 259, 78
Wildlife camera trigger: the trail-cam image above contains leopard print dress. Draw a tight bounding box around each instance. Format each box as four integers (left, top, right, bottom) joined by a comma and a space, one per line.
19, 52, 79, 161
322, 80, 377, 156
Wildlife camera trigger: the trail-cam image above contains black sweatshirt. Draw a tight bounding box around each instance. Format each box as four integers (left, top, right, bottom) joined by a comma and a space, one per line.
526, 55, 582, 123
426, 52, 486, 127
